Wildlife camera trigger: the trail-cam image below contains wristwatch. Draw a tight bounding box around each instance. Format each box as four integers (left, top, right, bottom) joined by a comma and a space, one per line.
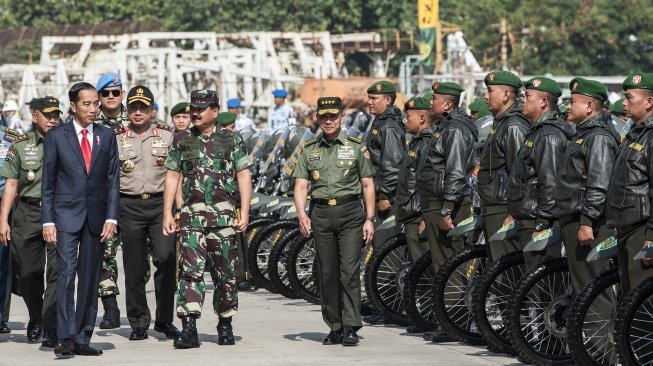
534, 222, 550, 231
366, 216, 377, 224
440, 207, 452, 217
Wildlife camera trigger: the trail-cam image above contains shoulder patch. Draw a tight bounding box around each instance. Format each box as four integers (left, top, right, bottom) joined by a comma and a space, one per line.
12, 133, 31, 143
346, 136, 362, 144
304, 138, 319, 147
156, 123, 171, 131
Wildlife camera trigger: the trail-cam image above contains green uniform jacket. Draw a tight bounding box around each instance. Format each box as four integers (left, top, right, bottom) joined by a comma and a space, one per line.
0, 132, 44, 198
293, 129, 375, 198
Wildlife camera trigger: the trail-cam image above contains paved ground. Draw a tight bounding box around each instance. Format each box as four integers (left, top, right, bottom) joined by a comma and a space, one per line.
0, 260, 524, 366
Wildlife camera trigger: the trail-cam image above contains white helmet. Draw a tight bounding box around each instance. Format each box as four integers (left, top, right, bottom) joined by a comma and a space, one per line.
2, 100, 18, 111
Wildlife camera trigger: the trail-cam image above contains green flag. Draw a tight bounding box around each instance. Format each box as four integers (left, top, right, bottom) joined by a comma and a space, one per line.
419, 27, 436, 69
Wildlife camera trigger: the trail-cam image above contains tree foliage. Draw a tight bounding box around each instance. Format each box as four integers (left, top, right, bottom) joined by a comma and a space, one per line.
0, 0, 651, 75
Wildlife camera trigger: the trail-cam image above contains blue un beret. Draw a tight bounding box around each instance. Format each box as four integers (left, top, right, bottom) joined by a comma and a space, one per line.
227, 98, 241, 109
96, 72, 122, 92
272, 89, 288, 98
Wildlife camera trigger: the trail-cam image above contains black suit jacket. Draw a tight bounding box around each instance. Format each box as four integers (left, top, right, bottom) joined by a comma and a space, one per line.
41, 122, 120, 235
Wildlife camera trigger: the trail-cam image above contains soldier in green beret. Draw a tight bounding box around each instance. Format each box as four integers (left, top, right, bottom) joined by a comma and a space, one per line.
507, 76, 573, 267
468, 98, 492, 120
553, 78, 619, 356
216, 112, 237, 132
395, 97, 431, 266
478, 71, 531, 262
365, 80, 406, 229
418, 82, 477, 343
610, 97, 628, 121
163, 89, 252, 348
0, 97, 61, 347
170, 102, 191, 132
293, 96, 376, 346
607, 73, 653, 294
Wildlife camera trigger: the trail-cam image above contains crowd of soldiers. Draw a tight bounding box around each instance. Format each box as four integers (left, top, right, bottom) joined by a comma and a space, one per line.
0, 67, 651, 360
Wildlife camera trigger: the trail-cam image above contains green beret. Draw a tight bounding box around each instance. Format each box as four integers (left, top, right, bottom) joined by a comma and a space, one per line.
468, 98, 486, 112
610, 98, 626, 114
367, 80, 396, 94
422, 92, 434, 101
524, 77, 562, 98
570, 77, 608, 102
170, 102, 190, 116
484, 70, 522, 88
623, 72, 653, 91
216, 112, 237, 126
431, 81, 464, 97
404, 96, 430, 111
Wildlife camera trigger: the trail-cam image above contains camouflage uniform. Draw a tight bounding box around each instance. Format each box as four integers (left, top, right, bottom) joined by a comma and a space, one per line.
95, 106, 128, 297
165, 125, 250, 318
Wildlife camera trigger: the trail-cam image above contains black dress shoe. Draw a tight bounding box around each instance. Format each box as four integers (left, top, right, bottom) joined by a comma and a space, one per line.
129, 327, 148, 341
322, 329, 343, 345
237, 281, 258, 292
73, 344, 103, 356
41, 329, 58, 348
154, 322, 181, 339
54, 343, 75, 359
26, 320, 43, 343
341, 327, 359, 346
429, 331, 453, 343
0, 321, 10, 333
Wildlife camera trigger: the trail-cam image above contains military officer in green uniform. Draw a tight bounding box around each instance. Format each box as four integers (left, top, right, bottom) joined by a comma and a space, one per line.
163, 90, 252, 349
607, 73, 653, 294
170, 102, 191, 133
0, 97, 61, 347
293, 97, 376, 346
396, 96, 432, 263
468, 98, 492, 120
94, 72, 128, 329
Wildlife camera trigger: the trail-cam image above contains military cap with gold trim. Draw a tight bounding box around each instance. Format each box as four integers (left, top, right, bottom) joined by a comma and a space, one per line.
524, 77, 562, 98
569, 77, 608, 102
216, 112, 237, 126
431, 81, 464, 97
404, 96, 430, 111
30, 96, 62, 114
127, 85, 154, 106
316, 96, 343, 115
367, 80, 396, 94
484, 70, 522, 89
170, 102, 190, 116
623, 72, 653, 91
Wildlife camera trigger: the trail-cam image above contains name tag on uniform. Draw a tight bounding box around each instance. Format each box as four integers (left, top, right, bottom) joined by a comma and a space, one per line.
309, 156, 321, 161
337, 148, 355, 160
524, 140, 534, 148
152, 141, 168, 148
630, 142, 644, 152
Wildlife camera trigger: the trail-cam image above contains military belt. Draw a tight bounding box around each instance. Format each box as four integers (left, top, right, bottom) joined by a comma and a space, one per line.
312, 195, 360, 207
120, 192, 163, 200
19, 197, 41, 207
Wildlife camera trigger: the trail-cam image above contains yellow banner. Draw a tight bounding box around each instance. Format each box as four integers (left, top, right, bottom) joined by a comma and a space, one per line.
418, 0, 439, 28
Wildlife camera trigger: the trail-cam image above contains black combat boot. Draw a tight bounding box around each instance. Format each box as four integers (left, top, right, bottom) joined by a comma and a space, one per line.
174, 316, 200, 349
98, 295, 120, 329
217, 317, 235, 345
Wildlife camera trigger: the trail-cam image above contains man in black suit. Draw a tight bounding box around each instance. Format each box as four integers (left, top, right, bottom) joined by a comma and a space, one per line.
41, 82, 120, 358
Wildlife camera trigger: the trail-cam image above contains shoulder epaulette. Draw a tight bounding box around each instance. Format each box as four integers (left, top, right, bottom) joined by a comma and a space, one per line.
12, 133, 31, 144
155, 123, 171, 131
2, 127, 20, 137
304, 138, 319, 147
113, 125, 126, 135
346, 136, 362, 144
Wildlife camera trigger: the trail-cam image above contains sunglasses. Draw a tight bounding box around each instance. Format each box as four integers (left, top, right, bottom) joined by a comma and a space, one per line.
100, 89, 121, 97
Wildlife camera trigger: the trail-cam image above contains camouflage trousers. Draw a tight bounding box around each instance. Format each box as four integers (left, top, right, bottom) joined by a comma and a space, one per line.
98, 238, 120, 297
176, 226, 238, 318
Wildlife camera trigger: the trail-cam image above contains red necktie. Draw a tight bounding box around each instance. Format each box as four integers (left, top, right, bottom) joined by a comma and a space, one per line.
81, 128, 91, 173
